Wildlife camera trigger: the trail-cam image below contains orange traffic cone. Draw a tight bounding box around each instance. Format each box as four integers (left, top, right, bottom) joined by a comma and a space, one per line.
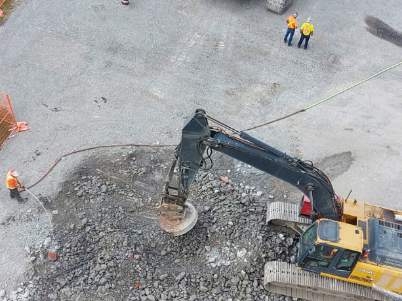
121, 0, 129, 5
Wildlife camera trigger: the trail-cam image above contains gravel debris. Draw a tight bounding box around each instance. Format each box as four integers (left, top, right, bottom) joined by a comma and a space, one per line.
4, 149, 299, 301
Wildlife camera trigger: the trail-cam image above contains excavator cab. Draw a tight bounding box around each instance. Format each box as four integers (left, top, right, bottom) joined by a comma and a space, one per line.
297, 219, 363, 279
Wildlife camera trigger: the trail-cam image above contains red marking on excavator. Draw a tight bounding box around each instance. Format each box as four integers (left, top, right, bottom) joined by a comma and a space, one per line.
299, 195, 312, 217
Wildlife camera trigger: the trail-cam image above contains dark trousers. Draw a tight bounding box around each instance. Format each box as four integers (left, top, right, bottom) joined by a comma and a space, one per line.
9, 188, 23, 202
284, 28, 295, 45
298, 34, 311, 49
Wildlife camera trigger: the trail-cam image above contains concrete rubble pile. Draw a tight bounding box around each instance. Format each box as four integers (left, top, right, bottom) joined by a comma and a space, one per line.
2, 150, 299, 301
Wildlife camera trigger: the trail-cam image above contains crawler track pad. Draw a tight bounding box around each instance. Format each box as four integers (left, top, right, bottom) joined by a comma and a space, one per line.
159, 202, 198, 236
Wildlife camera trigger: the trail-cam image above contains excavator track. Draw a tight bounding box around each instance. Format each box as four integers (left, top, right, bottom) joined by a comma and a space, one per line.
266, 201, 311, 232
264, 261, 395, 301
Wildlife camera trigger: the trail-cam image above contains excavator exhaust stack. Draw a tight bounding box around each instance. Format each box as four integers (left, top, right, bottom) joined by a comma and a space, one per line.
159, 202, 198, 236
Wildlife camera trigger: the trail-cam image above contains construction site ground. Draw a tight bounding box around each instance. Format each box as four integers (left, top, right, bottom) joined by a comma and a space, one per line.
0, 0, 401, 300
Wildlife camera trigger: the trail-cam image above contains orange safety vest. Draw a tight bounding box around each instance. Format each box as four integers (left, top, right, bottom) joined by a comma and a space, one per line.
5, 171, 19, 189
287, 15, 298, 30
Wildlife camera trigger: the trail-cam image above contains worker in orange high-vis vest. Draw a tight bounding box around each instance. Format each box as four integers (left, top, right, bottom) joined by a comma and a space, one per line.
5, 169, 25, 202
298, 17, 315, 49
284, 12, 298, 46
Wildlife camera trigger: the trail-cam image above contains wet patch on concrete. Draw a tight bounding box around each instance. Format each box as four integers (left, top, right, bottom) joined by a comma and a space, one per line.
365, 16, 402, 48
317, 151, 354, 179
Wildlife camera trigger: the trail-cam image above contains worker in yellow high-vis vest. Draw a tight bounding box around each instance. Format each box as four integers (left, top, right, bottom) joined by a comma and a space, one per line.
298, 17, 314, 49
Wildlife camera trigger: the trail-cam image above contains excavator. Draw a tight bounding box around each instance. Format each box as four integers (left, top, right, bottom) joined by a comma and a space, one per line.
159, 109, 402, 301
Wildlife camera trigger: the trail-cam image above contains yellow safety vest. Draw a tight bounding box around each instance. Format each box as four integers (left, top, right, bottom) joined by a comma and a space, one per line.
301, 22, 314, 36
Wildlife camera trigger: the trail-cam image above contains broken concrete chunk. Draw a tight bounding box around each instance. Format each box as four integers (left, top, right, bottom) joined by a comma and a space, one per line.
47, 250, 58, 262
219, 175, 230, 184
101, 185, 107, 193
175, 272, 186, 282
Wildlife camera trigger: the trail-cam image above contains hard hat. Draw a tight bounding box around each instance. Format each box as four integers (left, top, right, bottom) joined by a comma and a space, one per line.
293, 12, 298, 17
10, 170, 19, 177
307, 17, 312, 22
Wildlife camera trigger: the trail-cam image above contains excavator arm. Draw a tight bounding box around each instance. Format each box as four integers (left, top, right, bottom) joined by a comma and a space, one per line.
160, 109, 341, 235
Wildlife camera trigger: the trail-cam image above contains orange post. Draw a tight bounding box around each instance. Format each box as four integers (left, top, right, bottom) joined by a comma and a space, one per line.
0, 0, 7, 18
0, 92, 29, 149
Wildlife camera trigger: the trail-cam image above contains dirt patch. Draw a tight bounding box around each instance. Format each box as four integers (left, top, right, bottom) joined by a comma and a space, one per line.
316, 151, 353, 180
225, 82, 283, 106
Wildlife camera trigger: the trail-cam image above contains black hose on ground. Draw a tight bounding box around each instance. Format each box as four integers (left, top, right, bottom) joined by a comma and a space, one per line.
27, 143, 175, 190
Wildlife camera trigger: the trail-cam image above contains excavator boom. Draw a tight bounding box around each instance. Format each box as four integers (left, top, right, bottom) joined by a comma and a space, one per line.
160, 109, 341, 235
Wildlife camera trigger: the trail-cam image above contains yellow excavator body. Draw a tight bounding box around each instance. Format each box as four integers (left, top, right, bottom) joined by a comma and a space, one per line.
317, 199, 402, 295
321, 261, 402, 293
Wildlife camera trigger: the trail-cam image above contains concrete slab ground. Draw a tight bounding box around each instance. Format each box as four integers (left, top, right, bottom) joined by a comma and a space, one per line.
0, 0, 401, 293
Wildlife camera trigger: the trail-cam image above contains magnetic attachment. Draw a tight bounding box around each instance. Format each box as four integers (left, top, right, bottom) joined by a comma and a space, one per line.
159, 202, 198, 236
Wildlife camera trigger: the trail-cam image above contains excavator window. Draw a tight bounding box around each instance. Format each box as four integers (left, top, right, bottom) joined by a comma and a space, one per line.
300, 244, 360, 277
305, 244, 339, 268
300, 223, 318, 256
336, 250, 359, 271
